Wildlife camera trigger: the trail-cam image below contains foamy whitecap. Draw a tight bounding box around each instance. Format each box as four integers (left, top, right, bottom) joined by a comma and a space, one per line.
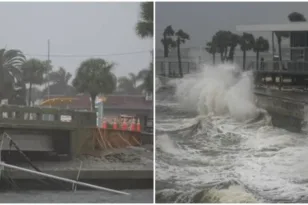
174, 63, 260, 121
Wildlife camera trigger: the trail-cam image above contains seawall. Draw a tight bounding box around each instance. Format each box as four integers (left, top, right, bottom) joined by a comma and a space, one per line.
0, 169, 153, 190
254, 88, 308, 132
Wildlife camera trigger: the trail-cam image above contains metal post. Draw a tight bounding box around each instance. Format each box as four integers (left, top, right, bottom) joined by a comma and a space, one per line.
47, 39, 50, 100
0, 134, 4, 179
0, 161, 130, 195
272, 31, 275, 55
47, 40, 51, 121
73, 160, 83, 191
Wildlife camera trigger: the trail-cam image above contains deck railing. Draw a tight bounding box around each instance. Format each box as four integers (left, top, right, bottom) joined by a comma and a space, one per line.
251, 60, 308, 75
0, 105, 96, 129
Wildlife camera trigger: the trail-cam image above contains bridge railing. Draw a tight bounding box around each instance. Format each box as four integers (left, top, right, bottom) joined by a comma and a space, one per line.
0, 105, 96, 129
250, 60, 308, 75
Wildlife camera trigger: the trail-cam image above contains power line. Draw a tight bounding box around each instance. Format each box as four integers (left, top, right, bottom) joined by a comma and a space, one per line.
23, 50, 151, 58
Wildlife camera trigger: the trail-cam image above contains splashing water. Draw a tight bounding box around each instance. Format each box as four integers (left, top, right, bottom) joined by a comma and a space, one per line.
175, 63, 260, 121
156, 63, 308, 203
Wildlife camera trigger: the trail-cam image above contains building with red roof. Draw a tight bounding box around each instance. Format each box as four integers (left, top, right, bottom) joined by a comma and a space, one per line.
41, 93, 153, 132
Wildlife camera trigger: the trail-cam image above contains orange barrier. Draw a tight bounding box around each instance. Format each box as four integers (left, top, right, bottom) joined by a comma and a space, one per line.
122, 119, 128, 131
136, 118, 141, 132
112, 119, 118, 130
130, 119, 136, 131
99, 117, 141, 132
102, 119, 107, 129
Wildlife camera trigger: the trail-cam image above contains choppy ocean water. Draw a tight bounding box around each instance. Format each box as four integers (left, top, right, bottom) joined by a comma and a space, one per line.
155, 64, 308, 203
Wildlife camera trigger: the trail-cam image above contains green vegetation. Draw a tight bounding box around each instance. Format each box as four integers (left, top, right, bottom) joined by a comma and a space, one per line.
164, 12, 308, 75
21, 58, 46, 105
135, 2, 153, 38
161, 25, 176, 58
0, 49, 26, 105
135, 2, 153, 93
160, 25, 190, 78
0, 2, 154, 106
72, 58, 117, 111
253, 37, 270, 69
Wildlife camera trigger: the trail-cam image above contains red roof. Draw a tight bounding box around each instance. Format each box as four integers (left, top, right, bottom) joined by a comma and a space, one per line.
42, 94, 91, 110
104, 95, 153, 110
41, 94, 152, 111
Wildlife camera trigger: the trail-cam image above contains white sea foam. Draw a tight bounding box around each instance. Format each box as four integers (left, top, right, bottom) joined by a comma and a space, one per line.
156, 63, 308, 202
174, 63, 260, 121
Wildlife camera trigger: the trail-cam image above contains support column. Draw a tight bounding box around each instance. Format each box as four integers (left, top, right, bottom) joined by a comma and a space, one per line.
272, 31, 275, 56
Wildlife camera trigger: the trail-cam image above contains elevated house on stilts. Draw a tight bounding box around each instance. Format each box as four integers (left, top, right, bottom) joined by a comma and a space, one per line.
237, 22, 308, 90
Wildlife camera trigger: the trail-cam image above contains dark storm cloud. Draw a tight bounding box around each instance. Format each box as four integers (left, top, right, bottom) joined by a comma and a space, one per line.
0, 2, 152, 78
156, 2, 308, 48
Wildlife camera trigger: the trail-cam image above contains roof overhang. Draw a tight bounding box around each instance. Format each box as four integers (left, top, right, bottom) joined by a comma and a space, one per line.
236, 23, 308, 32
40, 97, 76, 106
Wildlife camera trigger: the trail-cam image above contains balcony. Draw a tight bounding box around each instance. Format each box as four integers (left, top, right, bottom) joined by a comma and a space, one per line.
251, 60, 308, 75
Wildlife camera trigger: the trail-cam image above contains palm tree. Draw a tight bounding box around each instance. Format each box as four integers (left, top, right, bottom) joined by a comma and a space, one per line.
239, 32, 255, 70
49, 67, 72, 85
288, 12, 306, 22
21, 58, 46, 106
275, 31, 289, 62
117, 73, 139, 94
0, 49, 26, 103
212, 30, 233, 63
137, 66, 153, 93
135, 2, 153, 93
138, 63, 153, 93
42, 67, 75, 96
205, 41, 216, 65
161, 25, 176, 58
227, 33, 240, 62
253, 37, 270, 69
135, 2, 153, 38
72, 58, 117, 110
27, 87, 42, 105
175, 29, 190, 78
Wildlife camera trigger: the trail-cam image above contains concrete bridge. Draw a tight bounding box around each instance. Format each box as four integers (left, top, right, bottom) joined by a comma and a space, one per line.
0, 105, 153, 191
0, 104, 97, 161
0, 104, 153, 161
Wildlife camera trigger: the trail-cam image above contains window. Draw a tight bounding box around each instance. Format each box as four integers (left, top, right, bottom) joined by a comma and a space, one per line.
291, 32, 306, 47
291, 48, 304, 61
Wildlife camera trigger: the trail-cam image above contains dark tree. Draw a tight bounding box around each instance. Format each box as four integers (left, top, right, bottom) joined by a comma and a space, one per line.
21, 58, 46, 106
135, 2, 153, 38
288, 12, 306, 22
0, 49, 26, 104
72, 58, 117, 111
205, 41, 216, 65
175, 29, 190, 78
239, 33, 255, 70
161, 25, 176, 58
253, 37, 270, 69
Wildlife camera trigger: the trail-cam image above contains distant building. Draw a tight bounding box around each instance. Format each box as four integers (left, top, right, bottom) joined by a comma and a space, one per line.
40, 93, 153, 132
103, 94, 153, 133
41, 94, 91, 110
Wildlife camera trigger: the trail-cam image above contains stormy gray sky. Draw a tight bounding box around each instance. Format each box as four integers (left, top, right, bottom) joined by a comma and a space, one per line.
156, 2, 308, 49
0, 2, 152, 80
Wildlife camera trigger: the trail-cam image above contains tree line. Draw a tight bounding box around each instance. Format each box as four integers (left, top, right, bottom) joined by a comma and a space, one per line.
161, 11, 307, 76
161, 26, 190, 78
0, 2, 154, 110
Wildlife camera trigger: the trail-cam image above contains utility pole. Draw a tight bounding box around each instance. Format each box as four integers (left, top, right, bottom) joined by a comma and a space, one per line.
47, 39, 50, 100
